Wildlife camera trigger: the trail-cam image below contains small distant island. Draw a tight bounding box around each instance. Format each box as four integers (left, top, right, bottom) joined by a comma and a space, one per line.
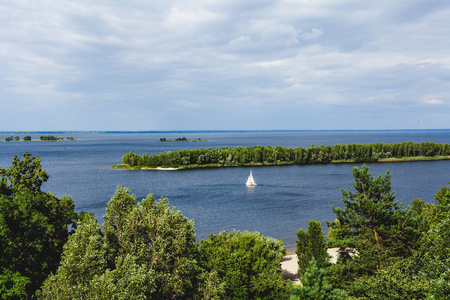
157, 137, 207, 142
113, 141, 450, 170
1, 135, 76, 142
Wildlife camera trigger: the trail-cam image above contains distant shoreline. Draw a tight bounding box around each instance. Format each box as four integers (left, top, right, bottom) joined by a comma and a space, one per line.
2, 129, 450, 135
112, 155, 450, 170
0, 139, 76, 143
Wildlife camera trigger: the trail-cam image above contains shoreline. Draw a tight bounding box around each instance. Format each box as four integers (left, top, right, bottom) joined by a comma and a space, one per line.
112, 155, 450, 170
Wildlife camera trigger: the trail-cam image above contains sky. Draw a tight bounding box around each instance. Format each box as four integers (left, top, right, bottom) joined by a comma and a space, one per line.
1, 0, 449, 131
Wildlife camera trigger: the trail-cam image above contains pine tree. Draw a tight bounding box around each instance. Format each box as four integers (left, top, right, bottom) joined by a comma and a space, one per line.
327, 165, 420, 286
292, 259, 346, 300
296, 220, 328, 278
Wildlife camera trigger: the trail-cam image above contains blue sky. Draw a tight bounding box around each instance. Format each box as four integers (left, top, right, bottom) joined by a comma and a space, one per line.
1, 0, 449, 131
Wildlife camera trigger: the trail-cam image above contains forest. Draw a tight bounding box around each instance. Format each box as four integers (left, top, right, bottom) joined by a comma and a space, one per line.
1, 153, 450, 299
118, 141, 450, 169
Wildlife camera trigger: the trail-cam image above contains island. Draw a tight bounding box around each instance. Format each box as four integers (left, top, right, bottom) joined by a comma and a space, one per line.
112, 141, 450, 170
1, 135, 76, 142
157, 137, 207, 142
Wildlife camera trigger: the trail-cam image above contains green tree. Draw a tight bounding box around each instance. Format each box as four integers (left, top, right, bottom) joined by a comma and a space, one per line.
23, 136, 32, 141
0, 153, 76, 299
348, 265, 430, 300
199, 230, 289, 300
39, 186, 211, 300
327, 165, 420, 287
291, 259, 346, 300
434, 184, 450, 222
0, 152, 49, 196
296, 220, 328, 278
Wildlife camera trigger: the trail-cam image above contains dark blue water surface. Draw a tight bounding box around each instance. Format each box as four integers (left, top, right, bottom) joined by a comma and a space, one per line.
1, 131, 449, 251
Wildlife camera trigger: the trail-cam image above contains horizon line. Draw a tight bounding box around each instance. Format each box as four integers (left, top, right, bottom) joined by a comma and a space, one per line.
1, 129, 450, 134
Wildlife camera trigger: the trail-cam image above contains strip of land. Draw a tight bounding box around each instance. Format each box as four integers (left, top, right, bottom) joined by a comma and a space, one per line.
112, 155, 450, 170
117, 142, 450, 170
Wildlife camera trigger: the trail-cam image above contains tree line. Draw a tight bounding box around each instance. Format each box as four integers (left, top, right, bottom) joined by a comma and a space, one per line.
1, 153, 450, 299
121, 141, 450, 168
2, 135, 75, 142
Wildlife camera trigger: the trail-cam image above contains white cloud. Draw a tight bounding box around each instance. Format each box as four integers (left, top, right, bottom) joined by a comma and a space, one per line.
298, 28, 324, 40
0, 0, 450, 130
422, 97, 444, 105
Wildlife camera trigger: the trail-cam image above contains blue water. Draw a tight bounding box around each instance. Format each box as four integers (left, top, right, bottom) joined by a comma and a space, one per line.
1, 130, 449, 251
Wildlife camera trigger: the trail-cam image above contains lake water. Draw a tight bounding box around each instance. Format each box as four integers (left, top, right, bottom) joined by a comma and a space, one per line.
1, 130, 449, 251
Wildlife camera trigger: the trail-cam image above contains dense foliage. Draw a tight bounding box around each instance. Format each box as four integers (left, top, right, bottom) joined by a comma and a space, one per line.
321, 165, 450, 299
121, 141, 450, 168
199, 230, 289, 300
38, 187, 289, 300
39, 186, 204, 299
2, 152, 450, 299
0, 153, 76, 299
296, 220, 328, 278
39, 135, 64, 141
291, 259, 347, 300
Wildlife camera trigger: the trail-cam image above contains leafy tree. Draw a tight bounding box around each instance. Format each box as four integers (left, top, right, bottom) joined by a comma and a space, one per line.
291, 259, 346, 300
199, 230, 289, 300
296, 220, 328, 278
14, 136, 19, 141
0, 153, 76, 299
434, 184, 450, 222
348, 265, 430, 300
4, 136, 13, 142
39, 186, 215, 300
0, 152, 49, 196
23, 136, 32, 141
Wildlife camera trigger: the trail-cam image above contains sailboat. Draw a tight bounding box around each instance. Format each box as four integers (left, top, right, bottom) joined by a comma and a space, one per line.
246, 170, 257, 186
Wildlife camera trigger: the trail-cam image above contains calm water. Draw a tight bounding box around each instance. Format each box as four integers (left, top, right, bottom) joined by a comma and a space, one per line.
1, 131, 449, 251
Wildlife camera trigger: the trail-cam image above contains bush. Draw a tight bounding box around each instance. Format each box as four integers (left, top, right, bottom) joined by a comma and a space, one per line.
200, 230, 289, 300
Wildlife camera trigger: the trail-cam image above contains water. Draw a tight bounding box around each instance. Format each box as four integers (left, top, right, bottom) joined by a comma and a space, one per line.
1, 130, 449, 251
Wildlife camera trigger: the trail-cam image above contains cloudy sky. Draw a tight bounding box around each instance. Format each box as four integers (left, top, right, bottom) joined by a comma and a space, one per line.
1, 0, 449, 131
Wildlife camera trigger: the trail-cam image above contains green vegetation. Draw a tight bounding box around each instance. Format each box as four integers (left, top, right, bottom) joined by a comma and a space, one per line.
158, 137, 206, 142
117, 141, 450, 170
1, 135, 75, 142
0, 153, 76, 299
200, 230, 289, 299
294, 165, 450, 299
2, 152, 450, 299
296, 220, 328, 278
38, 187, 286, 299
39, 187, 204, 299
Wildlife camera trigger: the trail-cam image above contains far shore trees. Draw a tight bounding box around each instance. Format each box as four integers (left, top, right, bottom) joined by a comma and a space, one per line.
118, 141, 450, 169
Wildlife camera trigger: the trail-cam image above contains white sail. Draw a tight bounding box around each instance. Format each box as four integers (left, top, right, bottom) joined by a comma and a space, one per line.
246, 170, 257, 186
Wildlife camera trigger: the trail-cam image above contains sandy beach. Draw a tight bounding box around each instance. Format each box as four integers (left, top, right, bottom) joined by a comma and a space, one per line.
281, 248, 340, 285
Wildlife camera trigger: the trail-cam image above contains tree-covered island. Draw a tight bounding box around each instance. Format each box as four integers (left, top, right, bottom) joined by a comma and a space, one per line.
157, 137, 206, 142
1, 135, 75, 142
113, 141, 450, 170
